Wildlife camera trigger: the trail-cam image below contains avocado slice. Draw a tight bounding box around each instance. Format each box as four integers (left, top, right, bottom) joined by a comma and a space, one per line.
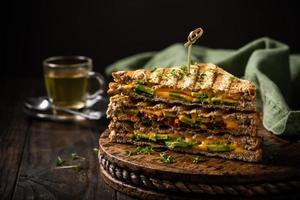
134, 130, 149, 140
133, 83, 154, 97
207, 143, 232, 152
123, 108, 139, 115
169, 92, 189, 102
155, 134, 169, 141
178, 115, 195, 126
165, 138, 197, 149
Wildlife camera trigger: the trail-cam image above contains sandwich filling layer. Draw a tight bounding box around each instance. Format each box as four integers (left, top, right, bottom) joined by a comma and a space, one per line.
127, 82, 239, 106
109, 121, 261, 151
107, 95, 258, 136
108, 121, 262, 162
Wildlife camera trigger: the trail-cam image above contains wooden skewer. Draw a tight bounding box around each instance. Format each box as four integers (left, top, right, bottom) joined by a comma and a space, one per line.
184, 28, 204, 73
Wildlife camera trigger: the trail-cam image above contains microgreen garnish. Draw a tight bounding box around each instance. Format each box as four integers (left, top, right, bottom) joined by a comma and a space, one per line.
160, 152, 175, 164
56, 156, 67, 167
170, 69, 177, 77
124, 146, 153, 156
208, 67, 217, 73
93, 148, 99, 154
168, 69, 185, 80
229, 76, 235, 81
192, 156, 205, 164
150, 67, 157, 72
56, 163, 83, 171
136, 146, 153, 155
156, 71, 163, 78
74, 163, 83, 171
136, 80, 143, 85
55, 153, 86, 171
71, 153, 80, 160
125, 150, 133, 157
180, 65, 188, 74
70, 152, 86, 161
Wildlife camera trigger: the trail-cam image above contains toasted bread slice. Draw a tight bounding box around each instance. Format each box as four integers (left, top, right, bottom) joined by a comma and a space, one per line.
108, 120, 262, 162
107, 95, 259, 136
108, 64, 256, 111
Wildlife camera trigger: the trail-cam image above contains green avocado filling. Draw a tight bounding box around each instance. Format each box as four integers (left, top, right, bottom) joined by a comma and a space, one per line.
168, 92, 188, 102
178, 115, 201, 127
207, 141, 232, 152
134, 130, 170, 142
210, 97, 238, 106
190, 92, 210, 103
123, 108, 139, 115
132, 83, 239, 106
165, 138, 197, 149
133, 131, 232, 152
133, 83, 154, 97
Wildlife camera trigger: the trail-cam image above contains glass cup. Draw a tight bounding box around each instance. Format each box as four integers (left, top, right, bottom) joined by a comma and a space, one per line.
43, 56, 105, 110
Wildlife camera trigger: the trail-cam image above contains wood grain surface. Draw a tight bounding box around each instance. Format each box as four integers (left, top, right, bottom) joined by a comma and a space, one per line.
0, 79, 37, 200
0, 78, 133, 200
99, 127, 300, 199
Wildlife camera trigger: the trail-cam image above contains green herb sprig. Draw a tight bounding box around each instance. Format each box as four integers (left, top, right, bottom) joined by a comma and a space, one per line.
160, 152, 175, 164
192, 156, 205, 164
124, 146, 153, 157
156, 71, 163, 78
55, 153, 86, 171
125, 150, 133, 157
56, 156, 67, 167
71, 152, 86, 160
150, 67, 157, 72
136, 146, 153, 154
93, 148, 99, 154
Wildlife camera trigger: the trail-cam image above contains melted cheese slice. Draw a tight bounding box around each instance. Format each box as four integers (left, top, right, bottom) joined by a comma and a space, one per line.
154, 90, 171, 99
225, 120, 238, 129
154, 88, 197, 102
125, 83, 238, 104
123, 83, 135, 90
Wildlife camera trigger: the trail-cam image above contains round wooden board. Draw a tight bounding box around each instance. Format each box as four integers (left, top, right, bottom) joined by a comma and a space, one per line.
99, 127, 300, 198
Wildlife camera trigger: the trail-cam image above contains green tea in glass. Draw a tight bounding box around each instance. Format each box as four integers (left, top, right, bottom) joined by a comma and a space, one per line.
43, 56, 104, 109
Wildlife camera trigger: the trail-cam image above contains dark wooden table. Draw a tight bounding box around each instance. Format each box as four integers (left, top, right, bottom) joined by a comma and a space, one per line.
0, 78, 138, 200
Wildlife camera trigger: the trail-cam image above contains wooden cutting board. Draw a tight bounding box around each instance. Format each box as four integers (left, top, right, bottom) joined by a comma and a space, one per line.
99, 127, 300, 199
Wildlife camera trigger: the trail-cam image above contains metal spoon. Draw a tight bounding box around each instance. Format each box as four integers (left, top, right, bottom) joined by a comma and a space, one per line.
24, 96, 104, 120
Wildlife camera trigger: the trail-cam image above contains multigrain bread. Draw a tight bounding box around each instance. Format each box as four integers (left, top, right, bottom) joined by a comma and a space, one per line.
108, 64, 256, 111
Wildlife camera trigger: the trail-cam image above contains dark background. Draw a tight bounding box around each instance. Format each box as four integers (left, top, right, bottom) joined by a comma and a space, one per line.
1, 0, 300, 78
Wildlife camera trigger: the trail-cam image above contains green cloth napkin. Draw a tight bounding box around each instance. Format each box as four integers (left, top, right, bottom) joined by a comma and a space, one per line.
106, 37, 300, 136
